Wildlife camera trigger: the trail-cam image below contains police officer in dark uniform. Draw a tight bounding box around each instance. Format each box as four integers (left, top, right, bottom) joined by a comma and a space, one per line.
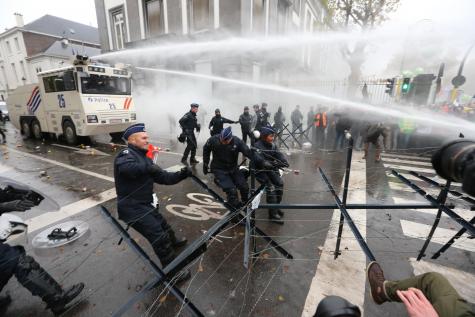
0, 187, 84, 315
254, 126, 289, 225
179, 103, 201, 165
253, 104, 266, 132
208, 108, 237, 136
239, 106, 253, 145
114, 123, 193, 280
203, 127, 252, 209
261, 102, 271, 126
273, 106, 286, 132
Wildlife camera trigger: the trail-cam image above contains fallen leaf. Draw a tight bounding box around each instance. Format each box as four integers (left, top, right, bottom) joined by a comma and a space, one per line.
198, 263, 204, 272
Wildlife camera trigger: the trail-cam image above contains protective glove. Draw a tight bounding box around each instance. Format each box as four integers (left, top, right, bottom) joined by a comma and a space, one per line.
196, 124, 201, 132
262, 161, 274, 170
180, 166, 193, 178
203, 165, 209, 175
0, 200, 35, 213
4, 186, 43, 205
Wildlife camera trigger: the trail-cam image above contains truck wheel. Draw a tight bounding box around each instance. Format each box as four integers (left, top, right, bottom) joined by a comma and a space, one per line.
32, 120, 42, 140
21, 121, 32, 138
109, 132, 124, 143
63, 121, 78, 145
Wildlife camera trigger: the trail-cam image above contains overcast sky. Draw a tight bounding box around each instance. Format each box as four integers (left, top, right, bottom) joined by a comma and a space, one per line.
0, 0, 98, 31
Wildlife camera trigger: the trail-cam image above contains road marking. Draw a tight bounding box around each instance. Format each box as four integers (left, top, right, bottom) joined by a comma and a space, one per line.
409, 258, 475, 302
52, 143, 110, 156
7, 188, 117, 242
400, 220, 475, 252
382, 157, 432, 167
382, 153, 431, 161
302, 153, 367, 317
7, 147, 114, 182
383, 162, 435, 174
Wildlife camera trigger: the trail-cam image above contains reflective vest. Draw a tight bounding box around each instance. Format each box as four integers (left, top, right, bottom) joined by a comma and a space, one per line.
314, 112, 327, 128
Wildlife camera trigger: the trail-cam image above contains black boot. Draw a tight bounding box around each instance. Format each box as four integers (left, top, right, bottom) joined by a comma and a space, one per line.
14, 255, 84, 315
190, 157, 200, 164
267, 191, 284, 225
269, 210, 284, 225
0, 294, 11, 310
168, 230, 188, 249
181, 157, 189, 165
158, 252, 191, 287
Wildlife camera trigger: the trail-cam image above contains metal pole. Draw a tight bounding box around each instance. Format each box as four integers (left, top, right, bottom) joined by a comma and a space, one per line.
100, 206, 204, 317
259, 203, 436, 209
416, 180, 451, 261
319, 167, 377, 262
391, 170, 475, 236
409, 171, 475, 206
432, 216, 475, 259
334, 133, 353, 259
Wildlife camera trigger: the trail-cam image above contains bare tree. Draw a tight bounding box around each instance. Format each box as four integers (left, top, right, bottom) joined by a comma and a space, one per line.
327, 0, 401, 94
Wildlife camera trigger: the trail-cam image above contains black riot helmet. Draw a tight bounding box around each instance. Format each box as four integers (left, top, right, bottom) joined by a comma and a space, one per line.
314, 296, 361, 317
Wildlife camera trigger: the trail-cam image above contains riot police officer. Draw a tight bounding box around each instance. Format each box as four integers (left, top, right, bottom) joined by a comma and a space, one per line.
253, 104, 266, 131
0, 187, 84, 315
239, 106, 253, 145
114, 123, 193, 280
203, 127, 252, 209
208, 108, 237, 136
179, 103, 201, 165
254, 126, 289, 225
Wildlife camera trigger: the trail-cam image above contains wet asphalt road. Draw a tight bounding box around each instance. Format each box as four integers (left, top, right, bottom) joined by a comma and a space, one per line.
0, 123, 473, 317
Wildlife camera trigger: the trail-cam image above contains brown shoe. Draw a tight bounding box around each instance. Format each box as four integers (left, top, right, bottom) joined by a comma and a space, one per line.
367, 261, 388, 304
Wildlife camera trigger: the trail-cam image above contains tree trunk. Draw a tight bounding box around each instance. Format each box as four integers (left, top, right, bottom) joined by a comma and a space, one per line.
347, 42, 366, 97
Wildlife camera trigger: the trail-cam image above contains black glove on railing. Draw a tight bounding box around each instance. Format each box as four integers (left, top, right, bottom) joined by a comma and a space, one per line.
0, 200, 35, 213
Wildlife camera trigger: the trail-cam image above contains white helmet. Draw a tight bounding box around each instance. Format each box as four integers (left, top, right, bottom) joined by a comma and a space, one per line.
0, 214, 27, 242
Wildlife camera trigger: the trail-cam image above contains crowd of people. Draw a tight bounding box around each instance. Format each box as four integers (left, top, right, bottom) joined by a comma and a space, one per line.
174, 101, 461, 159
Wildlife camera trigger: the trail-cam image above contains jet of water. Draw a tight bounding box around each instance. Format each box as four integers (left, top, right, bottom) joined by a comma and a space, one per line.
136, 66, 475, 137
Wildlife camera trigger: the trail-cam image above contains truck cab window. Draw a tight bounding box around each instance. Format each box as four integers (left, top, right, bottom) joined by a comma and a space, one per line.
81, 74, 131, 95
42, 70, 76, 93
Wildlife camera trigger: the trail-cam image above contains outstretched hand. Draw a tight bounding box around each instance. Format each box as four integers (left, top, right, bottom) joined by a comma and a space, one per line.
397, 288, 438, 317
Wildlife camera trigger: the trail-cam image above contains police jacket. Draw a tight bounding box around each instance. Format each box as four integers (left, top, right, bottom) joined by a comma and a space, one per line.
208, 115, 234, 135
114, 144, 187, 208
254, 140, 289, 171
179, 111, 199, 134
239, 113, 253, 131
254, 110, 266, 130
203, 135, 252, 171
291, 109, 303, 125
274, 111, 285, 127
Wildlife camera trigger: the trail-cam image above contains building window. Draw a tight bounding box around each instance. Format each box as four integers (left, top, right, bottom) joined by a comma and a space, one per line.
11, 63, 19, 84
111, 7, 127, 50
36, 67, 42, 73
19, 61, 27, 82
6, 41, 12, 54
252, 0, 266, 33
277, 0, 289, 33
304, 6, 316, 67
14, 37, 20, 51
145, 0, 165, 37
189, 0, 209, 32
294, 0, 301, 14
